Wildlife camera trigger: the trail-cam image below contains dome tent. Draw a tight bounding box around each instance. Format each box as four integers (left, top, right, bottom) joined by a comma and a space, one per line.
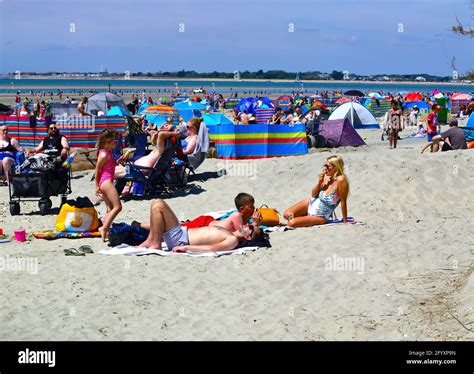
86, 92, 128, 115
329, 101, 379, 129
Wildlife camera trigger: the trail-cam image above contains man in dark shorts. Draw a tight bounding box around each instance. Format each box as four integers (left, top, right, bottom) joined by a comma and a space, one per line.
420, 119, 467, 153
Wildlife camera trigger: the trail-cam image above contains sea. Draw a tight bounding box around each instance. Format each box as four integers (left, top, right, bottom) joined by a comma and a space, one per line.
0, 78, 472, 96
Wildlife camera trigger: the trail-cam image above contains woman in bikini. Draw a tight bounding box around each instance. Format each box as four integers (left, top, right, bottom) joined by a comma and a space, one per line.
283, 155, 350, 227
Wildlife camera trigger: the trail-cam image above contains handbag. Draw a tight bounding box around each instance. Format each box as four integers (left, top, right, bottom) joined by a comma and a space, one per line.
256, 204, 280, 226
55, 197, 100, 232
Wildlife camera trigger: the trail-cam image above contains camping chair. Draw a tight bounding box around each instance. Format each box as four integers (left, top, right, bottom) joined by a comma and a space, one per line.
128, 134, 148, 162
116, 137, 179, 196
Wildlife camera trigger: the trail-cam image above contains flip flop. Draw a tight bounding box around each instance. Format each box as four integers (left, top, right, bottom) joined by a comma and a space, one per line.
79, 245, 93, 253
64, 248, 85, 256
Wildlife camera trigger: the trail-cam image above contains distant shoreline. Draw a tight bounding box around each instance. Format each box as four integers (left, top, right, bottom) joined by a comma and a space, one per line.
0, 76, 472, 87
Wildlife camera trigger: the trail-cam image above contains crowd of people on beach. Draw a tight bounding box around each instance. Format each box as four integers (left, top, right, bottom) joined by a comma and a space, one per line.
1, 86, 473, 251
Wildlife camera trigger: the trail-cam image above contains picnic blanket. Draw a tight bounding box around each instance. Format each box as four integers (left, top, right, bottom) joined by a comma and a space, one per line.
33, 231, 101, 240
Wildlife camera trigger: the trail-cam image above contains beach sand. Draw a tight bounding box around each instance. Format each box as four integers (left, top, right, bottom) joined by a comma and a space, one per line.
0, 128, 473, 341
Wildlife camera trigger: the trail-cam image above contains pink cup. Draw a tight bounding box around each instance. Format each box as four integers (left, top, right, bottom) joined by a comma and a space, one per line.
14, 229, 26, 242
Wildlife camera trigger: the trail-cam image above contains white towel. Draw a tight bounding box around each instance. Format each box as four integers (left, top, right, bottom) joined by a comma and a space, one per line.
99, 243, 259, 257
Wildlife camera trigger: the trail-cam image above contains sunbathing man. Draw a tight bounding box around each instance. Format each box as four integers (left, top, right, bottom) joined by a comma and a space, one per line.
132, 192, 262, 238
138, 199, 260, 253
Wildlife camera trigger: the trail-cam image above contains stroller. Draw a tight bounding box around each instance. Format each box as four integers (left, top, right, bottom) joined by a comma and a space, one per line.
9, 153, 72, 216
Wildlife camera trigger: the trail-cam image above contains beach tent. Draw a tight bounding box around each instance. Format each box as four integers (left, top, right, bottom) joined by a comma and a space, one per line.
329, 102, 379, 129
236, 97, 274, 115
466, 113, 474, 128
201, 113, 233, 125
178, 109, 202, 122
86, 92, 127, 115
137, 101, 149, 114
318, 119, 366, 148
107, 106, 129, 116
173, 100, 207, 111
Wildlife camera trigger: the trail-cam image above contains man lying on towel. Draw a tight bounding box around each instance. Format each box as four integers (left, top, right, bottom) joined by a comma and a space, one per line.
138, 199, 264, 253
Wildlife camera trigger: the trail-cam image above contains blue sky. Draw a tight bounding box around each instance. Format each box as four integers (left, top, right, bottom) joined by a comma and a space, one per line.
0, 0, 472, 75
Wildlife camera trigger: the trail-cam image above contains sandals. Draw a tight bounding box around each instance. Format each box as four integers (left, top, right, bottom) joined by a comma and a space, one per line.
64, 245, 94, 256
79, 245, 93, 253
64, 248, 85, 256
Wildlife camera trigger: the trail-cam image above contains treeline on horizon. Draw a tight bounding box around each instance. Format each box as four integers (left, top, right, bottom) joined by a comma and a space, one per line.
5, 69, 474, 81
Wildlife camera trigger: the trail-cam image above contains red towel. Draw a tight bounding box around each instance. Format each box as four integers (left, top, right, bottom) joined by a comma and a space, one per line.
181, 215, 215, 228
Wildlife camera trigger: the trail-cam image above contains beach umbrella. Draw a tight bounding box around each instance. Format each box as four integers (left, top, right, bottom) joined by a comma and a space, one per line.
336, 97, 351, 105
142, 105, 177, 115
450, 93, 472, 101
433, 93, 444, 99
404, 92, 423, 102
344, 90, 364, 97
277, 95, 293, 102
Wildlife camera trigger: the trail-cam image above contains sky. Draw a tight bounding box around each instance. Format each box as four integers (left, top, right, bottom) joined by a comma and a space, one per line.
0, 0, 473, 76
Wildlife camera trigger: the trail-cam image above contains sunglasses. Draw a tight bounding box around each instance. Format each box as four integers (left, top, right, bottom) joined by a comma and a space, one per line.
49, 127, 57, 130
186, 126, 194, 130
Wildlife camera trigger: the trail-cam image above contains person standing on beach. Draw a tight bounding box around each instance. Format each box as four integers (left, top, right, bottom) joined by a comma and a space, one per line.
426, 104, 440, 143
95, 129, 123, 242
385, 100, 403, 149
77, 97, 90, 116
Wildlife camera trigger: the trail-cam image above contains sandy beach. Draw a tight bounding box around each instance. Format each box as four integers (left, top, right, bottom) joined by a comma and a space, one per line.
1, 128, 473, 341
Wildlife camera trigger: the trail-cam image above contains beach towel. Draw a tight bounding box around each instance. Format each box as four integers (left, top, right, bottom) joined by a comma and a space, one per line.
33, 231, 101, 240
99, 243, 260, 257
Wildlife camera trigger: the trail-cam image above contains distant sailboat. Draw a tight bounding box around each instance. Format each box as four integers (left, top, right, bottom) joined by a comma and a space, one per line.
295, 72, 301, 83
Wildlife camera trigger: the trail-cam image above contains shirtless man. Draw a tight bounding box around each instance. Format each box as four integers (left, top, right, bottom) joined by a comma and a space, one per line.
209, 192, 262, 237
138, 199, 259, 253
77, 97, 90, 116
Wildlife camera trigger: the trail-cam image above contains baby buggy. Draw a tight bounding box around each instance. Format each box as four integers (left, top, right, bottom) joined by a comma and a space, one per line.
9, 153, 72, 216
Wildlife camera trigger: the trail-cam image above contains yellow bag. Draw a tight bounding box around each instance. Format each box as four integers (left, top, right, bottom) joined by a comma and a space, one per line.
256, 204, 280, 226
55, 201, 100, 232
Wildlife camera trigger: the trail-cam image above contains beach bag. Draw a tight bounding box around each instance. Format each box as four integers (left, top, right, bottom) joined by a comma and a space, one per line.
55, 197, 100, 232
108, 223, 149, 247
256, 205, 280, 226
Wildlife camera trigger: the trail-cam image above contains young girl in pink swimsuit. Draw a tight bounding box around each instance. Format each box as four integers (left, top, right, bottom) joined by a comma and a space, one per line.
95, 129, 122, 241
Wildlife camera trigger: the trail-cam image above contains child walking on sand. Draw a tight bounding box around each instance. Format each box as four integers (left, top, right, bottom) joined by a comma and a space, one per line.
95, 129, 122, 241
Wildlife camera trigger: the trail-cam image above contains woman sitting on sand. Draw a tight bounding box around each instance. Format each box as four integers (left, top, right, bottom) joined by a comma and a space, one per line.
283, 155, 350, 227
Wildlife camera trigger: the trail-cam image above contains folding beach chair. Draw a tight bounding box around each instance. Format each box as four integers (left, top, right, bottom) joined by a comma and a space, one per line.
116, 137, 179, 196
180, 122, 210, 179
